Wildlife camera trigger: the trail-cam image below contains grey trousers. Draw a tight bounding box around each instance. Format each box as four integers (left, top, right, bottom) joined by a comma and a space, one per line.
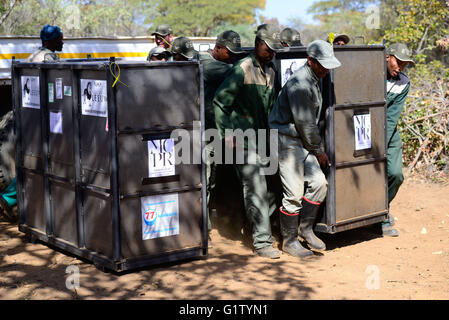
233, 152, 279, 250
278, 134, 328, 214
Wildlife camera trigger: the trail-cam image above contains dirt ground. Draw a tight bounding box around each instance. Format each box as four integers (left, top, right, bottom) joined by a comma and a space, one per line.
0, 176, 448, 301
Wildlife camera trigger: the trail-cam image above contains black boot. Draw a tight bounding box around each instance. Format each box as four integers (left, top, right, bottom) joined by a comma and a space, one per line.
299, 200, 326, 251
280, 208, 313, 258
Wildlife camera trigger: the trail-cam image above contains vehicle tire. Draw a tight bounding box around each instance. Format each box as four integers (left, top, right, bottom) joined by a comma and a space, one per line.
0, 110, 15, 192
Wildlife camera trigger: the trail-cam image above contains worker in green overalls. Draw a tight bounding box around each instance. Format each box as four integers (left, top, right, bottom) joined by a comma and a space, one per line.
382, 43, 414, 237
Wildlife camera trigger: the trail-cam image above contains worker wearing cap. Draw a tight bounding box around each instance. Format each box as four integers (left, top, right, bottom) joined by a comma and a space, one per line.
26, 24, 64, 62
269, 40, 341, 258
151, 24, 174, 49
199, 30, 244, 237
171, 37, 197, 61
213, 24, 283, 259
381, 43, 414, 237
280, 28, 303, 47
327, 33, 350, 46
1, 24, 63, 220
147, 46, 171, 62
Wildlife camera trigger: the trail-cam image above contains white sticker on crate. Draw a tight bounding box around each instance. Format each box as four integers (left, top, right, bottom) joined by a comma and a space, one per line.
148, 138, 175, 178
141, 193, 179, 240
21, 76, 40, 109
354, 113, 372, 150
49, 111, 63, 134
80, 79, 108, 117
48, 82, 54, 103
55, 78, 63, 99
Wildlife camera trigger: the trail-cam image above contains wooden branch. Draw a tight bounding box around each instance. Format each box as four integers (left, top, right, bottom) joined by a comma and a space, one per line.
407, 110, 449, 124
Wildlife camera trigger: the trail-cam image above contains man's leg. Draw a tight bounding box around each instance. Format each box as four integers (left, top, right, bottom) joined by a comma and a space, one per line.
299, 153, 328, 251
383, 132, 403, 237
205, 143, 216, 232
277, 135, 313, 257
234, 161, 279, 259
0, 178, 17, 222
387, 132, 404, 203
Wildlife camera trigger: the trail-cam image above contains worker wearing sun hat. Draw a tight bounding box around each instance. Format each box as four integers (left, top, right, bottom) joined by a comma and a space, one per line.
27, 24, 64, 62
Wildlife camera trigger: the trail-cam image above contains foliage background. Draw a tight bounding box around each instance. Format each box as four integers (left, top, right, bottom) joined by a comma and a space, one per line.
1, 0, 448, 179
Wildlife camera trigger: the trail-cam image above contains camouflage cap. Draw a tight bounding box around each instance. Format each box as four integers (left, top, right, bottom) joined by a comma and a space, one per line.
328, 33, 350, 45
255, 24, 283, 51
151, 24, 173, 37
148, 46, 171, 58
171, 37, 196, 59
280, 28, 302, 47
307, 39, 341, 69
216, 30, 244, 54
387, 43, 415, 65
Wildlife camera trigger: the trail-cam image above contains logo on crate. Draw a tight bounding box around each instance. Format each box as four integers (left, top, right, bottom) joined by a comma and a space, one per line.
143, 209, 157, 226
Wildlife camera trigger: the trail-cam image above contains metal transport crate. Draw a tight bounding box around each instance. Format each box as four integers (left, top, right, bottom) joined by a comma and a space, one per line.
274, 45, 388, 233
12, 59, 207, 272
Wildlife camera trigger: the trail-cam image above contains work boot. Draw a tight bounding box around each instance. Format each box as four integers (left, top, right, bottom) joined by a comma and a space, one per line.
381, 214, 399, 237
255, 245, 280, 259
280, 207, 313, 258
299, 200, 326, 251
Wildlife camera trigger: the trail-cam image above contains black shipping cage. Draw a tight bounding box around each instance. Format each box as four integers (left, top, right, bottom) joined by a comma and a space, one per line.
12, 59, 208, 272
274, 45, 389, 233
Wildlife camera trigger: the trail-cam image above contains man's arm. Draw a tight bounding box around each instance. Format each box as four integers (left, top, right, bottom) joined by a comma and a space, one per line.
213, 65, 244, 139
387, 82, 410, 145
287, 83, 323, 157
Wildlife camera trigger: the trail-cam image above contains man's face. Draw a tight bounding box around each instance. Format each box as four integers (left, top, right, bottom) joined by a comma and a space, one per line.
150, 55, 167, 62
214, 44, 237, 64
255, 40, 275, 65
333, 39, 346, 46
45, 34, 64, 52
155, 34, 173, 49
173, 53, 188, 62
308, 57, 330, 79
386, 54, 409, 78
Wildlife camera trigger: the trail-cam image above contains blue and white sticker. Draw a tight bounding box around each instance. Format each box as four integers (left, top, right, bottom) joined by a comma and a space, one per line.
141, 193, 179, 240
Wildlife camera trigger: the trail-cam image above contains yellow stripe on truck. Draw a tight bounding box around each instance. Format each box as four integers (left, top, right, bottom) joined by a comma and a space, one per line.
0, 52, 148, 60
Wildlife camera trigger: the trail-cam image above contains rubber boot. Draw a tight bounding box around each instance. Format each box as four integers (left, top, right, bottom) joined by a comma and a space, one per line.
299, 200, 326, 251
280, 208, 313, 258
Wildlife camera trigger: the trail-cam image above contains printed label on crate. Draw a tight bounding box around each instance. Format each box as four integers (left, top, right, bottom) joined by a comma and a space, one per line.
354, 113, 372, 150
148, 138, 175, 178
55, 78, 63, 99
141, 193, 179, 240
48, 82, 54, 103
21, 76, 40, 109
281, 58, 306, 87
80, 79, 108, 117
49, 111, 63, 134
64, 85, 72, 96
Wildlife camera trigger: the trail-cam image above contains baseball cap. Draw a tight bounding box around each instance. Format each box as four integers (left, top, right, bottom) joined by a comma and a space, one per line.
307, 40, 341, 69
148, 46, 171, 59
216, 30, 244, 54
151, 24, 173, 37
327, 33, 350, 45
171, 37, 196, 59
387, 43, 415, 65
40, 24, 62, 41
280, 28, 302, 47
255, 24, 284, 51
